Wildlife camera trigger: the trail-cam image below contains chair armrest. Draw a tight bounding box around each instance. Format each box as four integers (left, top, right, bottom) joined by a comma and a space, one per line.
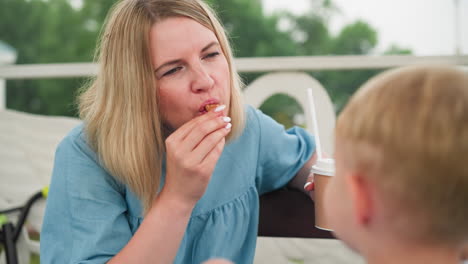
258, 188, 335, 239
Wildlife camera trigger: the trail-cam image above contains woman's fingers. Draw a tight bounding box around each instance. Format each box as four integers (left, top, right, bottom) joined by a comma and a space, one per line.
163, 105, 230, 204
198, 137, 226, 175
304, 172, 315, 192
165, 113, 227, 158
170, 105, 226, 141
194, 125, 230, 164
179, 121, 230, 168
167, 112, 228, 157
163, 116, 229, 206
164, 109, 230, 176
182, 115, 231, 153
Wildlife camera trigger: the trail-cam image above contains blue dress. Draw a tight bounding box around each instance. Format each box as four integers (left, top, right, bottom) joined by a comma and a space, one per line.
41, 105, 315, 264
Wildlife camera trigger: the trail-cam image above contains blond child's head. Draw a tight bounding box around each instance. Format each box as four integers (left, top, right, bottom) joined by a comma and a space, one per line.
326, 65, 468, 253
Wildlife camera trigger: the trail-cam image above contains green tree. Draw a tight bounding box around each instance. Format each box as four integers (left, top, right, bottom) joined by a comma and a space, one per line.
331, 20, 377, 55
2, 0, 96, 115
286, 13, 331, 55
384, 44, 412, 55
261, 5, 382, 117
207, 0, 297, 57
80, 0, 119, 26
315, 20, 380, 112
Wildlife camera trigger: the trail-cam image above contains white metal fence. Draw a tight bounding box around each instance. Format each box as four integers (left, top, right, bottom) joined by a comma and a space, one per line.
0, 54, 467, 110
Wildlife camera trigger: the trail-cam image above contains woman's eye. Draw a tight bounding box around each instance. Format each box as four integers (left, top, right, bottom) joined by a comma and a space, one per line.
203, 52, 220, 60
162, 67, 182, 77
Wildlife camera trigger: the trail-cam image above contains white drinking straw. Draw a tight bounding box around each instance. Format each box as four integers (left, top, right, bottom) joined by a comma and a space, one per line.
307, 88, 323, 160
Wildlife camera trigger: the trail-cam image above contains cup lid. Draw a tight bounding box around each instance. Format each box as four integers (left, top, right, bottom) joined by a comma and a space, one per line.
311, 158, 335, 176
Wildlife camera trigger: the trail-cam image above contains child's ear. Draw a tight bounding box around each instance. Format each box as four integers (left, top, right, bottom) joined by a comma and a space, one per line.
346, 172, 373, 226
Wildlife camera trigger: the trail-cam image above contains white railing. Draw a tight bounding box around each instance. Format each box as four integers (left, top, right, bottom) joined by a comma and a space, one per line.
0, 54, 467, 110
0, 79, 5, 110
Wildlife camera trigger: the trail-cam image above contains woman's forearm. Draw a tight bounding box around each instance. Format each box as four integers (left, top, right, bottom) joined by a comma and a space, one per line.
109, 190, 194, 264
288, 153, 317, 195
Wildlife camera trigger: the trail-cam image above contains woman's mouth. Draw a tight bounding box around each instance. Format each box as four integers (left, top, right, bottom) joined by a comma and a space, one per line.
204, 104, 220, 112
199, 100, 221, 114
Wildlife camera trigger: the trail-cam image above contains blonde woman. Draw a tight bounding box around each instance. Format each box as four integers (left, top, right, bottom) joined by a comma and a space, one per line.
41, 0, 316, 263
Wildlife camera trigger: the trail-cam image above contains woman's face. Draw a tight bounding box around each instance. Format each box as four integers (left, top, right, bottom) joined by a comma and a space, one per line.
150, 17, 231, 131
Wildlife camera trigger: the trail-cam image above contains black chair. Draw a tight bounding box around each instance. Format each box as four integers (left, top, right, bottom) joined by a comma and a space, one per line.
0, 190, 46, 264
258, 188, 334, 239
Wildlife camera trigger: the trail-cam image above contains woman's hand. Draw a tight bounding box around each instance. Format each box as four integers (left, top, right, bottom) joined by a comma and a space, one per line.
111, 108, 230, 264
303, 171, 315, 201
288, 152, 318, 201
161, 106, 231, 208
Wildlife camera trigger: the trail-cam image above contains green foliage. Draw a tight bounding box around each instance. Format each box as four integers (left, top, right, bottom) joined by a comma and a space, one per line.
1, 0, 102, 116
208, 0, 297, 57
289, 259, 305, 264
309, 20, 380, 113
384, 44, 413, 55
288, 13, 331, 55
313, 69, 381, 113
0, 214, 8, 225
31, 254, 40, 264
259, 94, 304, 129
331, 20, 377, 55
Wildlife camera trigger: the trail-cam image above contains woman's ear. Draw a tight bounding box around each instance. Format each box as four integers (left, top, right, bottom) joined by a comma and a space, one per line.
346, 172, 374, 226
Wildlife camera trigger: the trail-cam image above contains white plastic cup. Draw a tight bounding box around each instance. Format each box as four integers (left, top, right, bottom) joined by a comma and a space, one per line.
311, 158, 335, 231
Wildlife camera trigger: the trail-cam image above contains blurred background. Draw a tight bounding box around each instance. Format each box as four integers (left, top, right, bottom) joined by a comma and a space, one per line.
0, 0, 466, 127
1, 1, 467, 264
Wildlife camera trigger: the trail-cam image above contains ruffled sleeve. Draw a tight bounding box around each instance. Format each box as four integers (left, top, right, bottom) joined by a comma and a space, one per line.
41, 125, 134, 264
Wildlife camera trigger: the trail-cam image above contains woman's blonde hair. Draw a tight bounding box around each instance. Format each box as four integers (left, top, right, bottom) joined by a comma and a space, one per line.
336, 65, 468, 245
79, 0, 245, 214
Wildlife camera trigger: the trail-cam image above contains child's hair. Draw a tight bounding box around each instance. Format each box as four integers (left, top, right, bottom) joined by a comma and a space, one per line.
336, 65, 468, 246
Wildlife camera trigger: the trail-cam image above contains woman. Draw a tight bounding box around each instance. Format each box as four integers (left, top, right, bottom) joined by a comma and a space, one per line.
41, 0, 316, 263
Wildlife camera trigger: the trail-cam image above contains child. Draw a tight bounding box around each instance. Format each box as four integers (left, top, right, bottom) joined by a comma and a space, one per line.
325, 65, 468, 263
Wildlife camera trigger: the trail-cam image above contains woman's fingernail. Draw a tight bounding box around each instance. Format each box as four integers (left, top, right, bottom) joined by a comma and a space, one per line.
214, 105, 226, 112
225, 123, 232, 130
222, 116, 231, 123
304, 182, 315, 191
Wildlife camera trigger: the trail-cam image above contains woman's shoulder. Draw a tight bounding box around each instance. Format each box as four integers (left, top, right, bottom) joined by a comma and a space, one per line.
234, 104, 286, 145
243, 104, 285, 133
59, 123, 84, 143
244, 104, 261, 120
243, 104, 267, 129
54, 123, 126, 192
57, 123, 99, 163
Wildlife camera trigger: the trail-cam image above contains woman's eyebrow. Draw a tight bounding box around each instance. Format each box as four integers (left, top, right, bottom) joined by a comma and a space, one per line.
201, 41, 219, 52
154, 42, 220, 73
155, 59, 182, 73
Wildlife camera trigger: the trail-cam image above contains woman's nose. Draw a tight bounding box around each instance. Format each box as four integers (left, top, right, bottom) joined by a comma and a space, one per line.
190, 64, 214, 93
